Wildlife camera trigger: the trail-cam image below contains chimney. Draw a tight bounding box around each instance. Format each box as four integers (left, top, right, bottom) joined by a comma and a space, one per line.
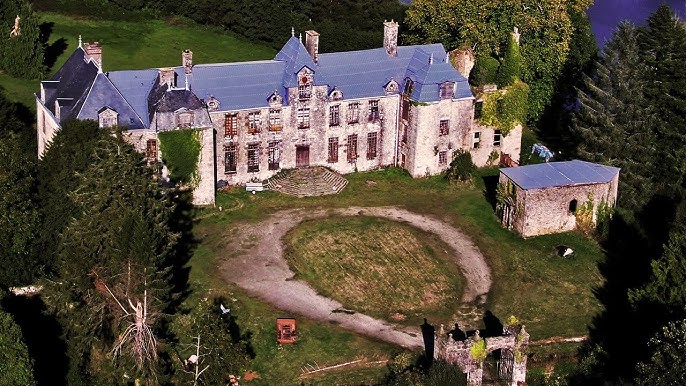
305, 30, 319, 64
182, 49, 193, 74
383, 20, 398, 57
84, 42, 102, 70
159, 68, 176, 88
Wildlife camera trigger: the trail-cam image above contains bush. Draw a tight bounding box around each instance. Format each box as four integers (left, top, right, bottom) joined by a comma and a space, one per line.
470, 55, 500, 86
444, 150, 476, 183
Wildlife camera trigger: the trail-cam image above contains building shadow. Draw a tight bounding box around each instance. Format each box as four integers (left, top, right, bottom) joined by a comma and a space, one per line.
39, 22, 68, 71
482, 174, 499, 210
421, 318, 436, 365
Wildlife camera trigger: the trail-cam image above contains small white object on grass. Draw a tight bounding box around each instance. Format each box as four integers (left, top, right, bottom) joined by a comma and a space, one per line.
220, 304, 230, 314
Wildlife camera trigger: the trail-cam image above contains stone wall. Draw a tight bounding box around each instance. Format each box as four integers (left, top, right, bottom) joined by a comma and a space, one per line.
469, 124, 522, 166
36, 98, 61, 158
500, 172, 619, 238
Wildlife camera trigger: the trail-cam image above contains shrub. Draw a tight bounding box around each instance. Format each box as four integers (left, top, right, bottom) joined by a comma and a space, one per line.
496, 34, 522, 87
445, 150, 476, 183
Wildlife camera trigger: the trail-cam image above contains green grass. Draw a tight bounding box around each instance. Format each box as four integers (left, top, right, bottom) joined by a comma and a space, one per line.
2, 12, 276, 110
284, 216, 464, 326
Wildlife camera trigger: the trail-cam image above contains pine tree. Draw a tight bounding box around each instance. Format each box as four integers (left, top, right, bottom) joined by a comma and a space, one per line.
497, 34, 522, 87
0, 0, 45, 79
43, 132, 179, 383
573, 22, 656, 212
639, 5, 686, 199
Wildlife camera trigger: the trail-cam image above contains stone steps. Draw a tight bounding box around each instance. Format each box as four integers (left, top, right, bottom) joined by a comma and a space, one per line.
264, 166, 348, 197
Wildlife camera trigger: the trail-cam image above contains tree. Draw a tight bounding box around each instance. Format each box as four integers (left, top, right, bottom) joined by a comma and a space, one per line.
573, 22, 656, 213
37, 120, 109, 276
177, 297, 252, 385
43, 132, 179, 383
0, 0, 45, 79
404, 0, 593, 122
444, 150, 476, 183
636, 318, 686, 385
0, 300, 35, 386
496, 34, 522, 87
0, 132, 40, 287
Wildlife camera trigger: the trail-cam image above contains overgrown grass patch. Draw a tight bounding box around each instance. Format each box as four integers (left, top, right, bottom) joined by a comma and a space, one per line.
284, 216, 463, 326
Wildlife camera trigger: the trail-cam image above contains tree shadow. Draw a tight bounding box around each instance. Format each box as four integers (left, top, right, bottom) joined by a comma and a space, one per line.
213, 297, 255, 359
482, 173, 499, 210
166, 191, 196, 314
45, 38, 68, 71
2, 294, 68, 386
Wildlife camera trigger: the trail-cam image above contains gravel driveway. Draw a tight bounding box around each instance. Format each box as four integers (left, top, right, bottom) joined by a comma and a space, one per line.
219, 206, 491, 350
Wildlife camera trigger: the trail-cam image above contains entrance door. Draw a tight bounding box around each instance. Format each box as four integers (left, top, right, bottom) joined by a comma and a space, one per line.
296, 145, 310, 167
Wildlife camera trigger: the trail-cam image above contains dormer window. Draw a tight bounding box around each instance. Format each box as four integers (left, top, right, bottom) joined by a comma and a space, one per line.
385, 80, 399, 95
329, 87, 343, 101
268, 91, 283, 106
440, 81, 455, 99
206, 96, 220, 111
298, 68, 313, 100
176, 111, 194, 128
98, 107, 118, 128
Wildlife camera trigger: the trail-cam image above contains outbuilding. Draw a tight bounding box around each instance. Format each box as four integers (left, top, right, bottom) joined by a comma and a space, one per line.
498, 160, 620, 238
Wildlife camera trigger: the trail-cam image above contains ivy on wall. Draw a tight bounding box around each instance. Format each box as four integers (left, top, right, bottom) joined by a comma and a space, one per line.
477, 80, 529, 136
158, 129, 201, 186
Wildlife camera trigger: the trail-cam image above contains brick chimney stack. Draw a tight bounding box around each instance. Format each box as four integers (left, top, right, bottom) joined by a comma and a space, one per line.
305, 30, 319, 64
383, 20, 398, 57
84, 42, 102, 71
182, 49, 193, 74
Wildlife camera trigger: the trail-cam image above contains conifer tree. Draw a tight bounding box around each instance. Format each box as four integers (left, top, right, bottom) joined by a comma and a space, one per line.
573, 22, 655, 212
43, 132, 179, 383
0, 0, 45, 79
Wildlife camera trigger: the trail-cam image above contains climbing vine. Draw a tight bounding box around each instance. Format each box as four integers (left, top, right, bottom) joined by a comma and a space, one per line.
477, 80, 529, 136
470, 339, 487, 362
158, 129, 201, 187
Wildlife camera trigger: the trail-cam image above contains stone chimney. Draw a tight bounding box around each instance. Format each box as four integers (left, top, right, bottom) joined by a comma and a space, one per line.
383, 20, 398, 57
159, 68, 176, 88
451, 48, 475, 79
84, 42, 102, 70
182, 49, 193, 74
305, 30, 319, 64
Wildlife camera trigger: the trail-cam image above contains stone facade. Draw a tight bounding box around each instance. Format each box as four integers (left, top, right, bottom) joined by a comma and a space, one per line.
36, 22, 523, 206
434, 323, 529, 386
498, 161, 620, 238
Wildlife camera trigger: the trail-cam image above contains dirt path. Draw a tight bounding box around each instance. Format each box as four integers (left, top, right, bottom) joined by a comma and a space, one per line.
219, 206, 491, 350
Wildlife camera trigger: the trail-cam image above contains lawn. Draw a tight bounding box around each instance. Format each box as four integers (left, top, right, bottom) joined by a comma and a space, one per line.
1, 12, 276, 108
197, 167, 604, 340
284, 216, 464, 326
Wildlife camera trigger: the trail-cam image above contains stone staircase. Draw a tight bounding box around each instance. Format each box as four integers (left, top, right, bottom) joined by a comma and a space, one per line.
264, 167, 348, 197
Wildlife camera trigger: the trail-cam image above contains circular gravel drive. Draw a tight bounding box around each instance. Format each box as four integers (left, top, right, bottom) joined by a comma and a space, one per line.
219, 206, 491, 350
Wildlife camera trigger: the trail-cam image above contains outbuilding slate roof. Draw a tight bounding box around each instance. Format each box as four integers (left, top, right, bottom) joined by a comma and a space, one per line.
500, 160, 620, 190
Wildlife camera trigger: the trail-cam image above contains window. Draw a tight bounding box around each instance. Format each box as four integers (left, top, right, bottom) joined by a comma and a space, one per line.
439, 150, 448, 165
297, 106, 310, 129
224, 113, 238, 137
247, 143, 259, 172
248, 112, 260, 134
269, 109, 281, 131
440, 81, 455, 99
368, 100, 380, 121
403, 78, 415, 97
402, 127, 408, 144
177, 112, 193, 128
328, 137, 339, 163
367, 132, 378, 159
401, 96, 410, 121
347, 102, 360, 124
146, 139, 157, 161
268, 141, 280, 170
569, 199, 578, 213
224, 143, 237, 174
330, 105, 340, 126
472, 132, 481, 149
493, 130, 501, 147
347, 134, 358, 163
298, 84, 312, 100
439, 120, 449, 136
474, 100, 483, 119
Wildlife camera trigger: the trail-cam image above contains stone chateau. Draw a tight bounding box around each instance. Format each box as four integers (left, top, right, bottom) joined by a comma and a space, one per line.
36, 22, 521, 205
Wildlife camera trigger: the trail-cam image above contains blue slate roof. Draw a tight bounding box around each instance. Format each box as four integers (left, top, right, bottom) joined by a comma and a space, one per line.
46, 36, 473, 122
45, 47, 98, 122
500, 160, 620, 190
77, 73, 146, 129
